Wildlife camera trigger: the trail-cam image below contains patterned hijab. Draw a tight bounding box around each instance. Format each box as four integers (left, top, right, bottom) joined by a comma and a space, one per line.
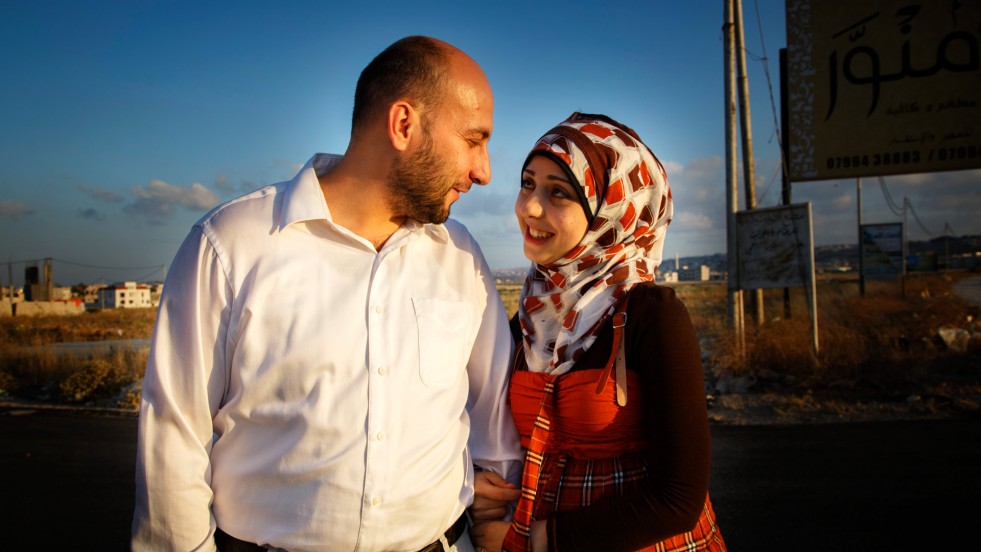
517, 113, 673, 375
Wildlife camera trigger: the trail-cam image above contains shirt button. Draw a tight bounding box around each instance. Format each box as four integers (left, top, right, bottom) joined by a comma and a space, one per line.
377, 367, 387, 375
376, 432, 385, 441
374, 306, 383, 314
371, 497, 381, 506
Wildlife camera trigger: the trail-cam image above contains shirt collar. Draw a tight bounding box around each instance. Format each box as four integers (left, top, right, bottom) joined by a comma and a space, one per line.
279, 153, 338, 230
280, 153, 449, 243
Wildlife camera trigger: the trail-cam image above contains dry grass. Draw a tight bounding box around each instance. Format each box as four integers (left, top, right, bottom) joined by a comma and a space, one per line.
501, 272, 980, 417
694, 272, 981, 407
498, 284, 522, 318
0, 308, 155, 347
2, 272, 978, 412
0, 309, 154, 408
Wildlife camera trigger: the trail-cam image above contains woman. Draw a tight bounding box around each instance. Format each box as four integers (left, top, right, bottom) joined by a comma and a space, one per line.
471, 113, 725, 552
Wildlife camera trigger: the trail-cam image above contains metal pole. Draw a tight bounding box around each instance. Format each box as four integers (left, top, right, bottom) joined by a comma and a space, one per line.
944, 223, 951, 270
902, 196, 908, 298
724, 0, 744, 348
734, 0, 764, 326
779, 48, 792, 319
858, 177, 865, 295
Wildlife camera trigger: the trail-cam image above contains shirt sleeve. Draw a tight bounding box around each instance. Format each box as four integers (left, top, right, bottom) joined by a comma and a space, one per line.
463, 239, 524, 487
550, 284, 711, 551
132, 225, 232, 551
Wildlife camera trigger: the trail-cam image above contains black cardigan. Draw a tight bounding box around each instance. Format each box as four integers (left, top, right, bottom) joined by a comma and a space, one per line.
511, 282, 711, 552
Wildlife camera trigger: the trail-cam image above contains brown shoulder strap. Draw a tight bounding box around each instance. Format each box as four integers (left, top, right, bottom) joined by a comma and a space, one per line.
594, 295, 630, 404
615, 327, 628, 407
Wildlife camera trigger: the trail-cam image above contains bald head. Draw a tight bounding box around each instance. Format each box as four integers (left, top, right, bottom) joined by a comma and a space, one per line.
352, 36, 475, 138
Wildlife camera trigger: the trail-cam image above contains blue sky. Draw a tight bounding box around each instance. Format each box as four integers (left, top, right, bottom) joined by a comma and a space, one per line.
1, 0, 977, 286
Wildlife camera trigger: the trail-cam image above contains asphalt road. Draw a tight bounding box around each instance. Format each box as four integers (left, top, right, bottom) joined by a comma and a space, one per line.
2, 407, 980, 551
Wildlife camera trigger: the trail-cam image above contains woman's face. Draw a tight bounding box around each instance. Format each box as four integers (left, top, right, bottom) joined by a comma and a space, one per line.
515, 155, 590, 265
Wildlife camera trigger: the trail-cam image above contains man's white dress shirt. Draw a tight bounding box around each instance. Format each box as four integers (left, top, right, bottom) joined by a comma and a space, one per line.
132, 154, 521, 551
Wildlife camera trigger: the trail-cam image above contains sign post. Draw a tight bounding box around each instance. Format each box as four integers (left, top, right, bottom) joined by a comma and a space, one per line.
737, 204, 819, 353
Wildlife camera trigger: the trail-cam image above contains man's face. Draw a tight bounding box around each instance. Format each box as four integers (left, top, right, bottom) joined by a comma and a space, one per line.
386, 56, 494, 224
387, 123, 457, 224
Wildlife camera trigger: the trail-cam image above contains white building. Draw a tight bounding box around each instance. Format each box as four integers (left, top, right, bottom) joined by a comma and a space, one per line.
678, 264, 711, 282
97, 281, 153, 309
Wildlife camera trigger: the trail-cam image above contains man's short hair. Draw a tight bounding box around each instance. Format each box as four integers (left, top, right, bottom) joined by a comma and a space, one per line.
352, 36, 449, 137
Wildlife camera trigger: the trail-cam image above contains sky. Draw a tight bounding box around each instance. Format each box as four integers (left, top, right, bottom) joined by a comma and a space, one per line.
1, 0, 978, 286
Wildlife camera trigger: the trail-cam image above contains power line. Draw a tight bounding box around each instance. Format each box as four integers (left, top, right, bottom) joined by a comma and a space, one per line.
877, 177, 906, 216
875, 177, 950, 239
751, 0, 787, 183
50, 259, 163, 271
906, 201, 938, 238
3, 257, 162, 271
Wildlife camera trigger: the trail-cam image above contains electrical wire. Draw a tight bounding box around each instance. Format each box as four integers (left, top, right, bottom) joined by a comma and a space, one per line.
877, 177, 906, 216
906, 201, 938, 238
752, 0, 788, 182
2, 257, 162, 271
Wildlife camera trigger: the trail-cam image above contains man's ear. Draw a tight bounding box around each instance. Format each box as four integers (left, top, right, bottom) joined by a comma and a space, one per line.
387, 100, 418, 153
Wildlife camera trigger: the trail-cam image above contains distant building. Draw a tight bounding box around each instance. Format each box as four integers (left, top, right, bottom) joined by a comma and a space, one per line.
659, 271, 679, 283
97, 281, 153, 309
1, 287, 23, 301
678, 264, 711, 282
52, 286, 72, 301
83, 284, 106, 304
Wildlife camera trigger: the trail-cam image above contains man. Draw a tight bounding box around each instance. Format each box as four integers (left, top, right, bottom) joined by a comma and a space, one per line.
132, 36, 522, 552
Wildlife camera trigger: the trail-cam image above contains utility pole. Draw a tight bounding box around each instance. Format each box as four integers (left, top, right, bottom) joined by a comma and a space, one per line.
902, 196, 909, 298
724, 0, 745, 349
734, 0, 764, 326
779, 48, 792, 319
944, 222, 951, 270
858, 178, 864, 295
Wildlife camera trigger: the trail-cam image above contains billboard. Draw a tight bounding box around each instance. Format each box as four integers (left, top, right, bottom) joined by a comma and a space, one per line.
785, 0, 981, 181
861, 222, 905, 275
736, 204, 814, 289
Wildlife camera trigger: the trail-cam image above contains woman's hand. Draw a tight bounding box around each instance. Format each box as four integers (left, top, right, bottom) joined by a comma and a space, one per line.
470, 471, 520, 523
470, 520, 510, 552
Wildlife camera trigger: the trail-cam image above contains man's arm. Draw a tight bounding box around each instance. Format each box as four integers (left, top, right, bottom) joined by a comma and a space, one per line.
463, 241, 523, 486
132, 225, 231, 551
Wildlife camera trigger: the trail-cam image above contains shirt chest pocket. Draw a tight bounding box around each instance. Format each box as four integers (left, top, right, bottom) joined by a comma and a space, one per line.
412, 297, 472, 388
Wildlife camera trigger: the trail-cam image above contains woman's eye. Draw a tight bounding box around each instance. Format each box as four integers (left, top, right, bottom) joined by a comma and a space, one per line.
520, 178, 534, 190
551, 186, 571, 199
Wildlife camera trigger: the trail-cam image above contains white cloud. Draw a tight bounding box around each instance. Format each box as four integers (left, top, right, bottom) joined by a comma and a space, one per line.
78, 185, 125, 203
662, 160, 685, 175
677, 211, 713, 230
124, 179, 220, 220
214, 174, 235, 193
0, 200, 34, 220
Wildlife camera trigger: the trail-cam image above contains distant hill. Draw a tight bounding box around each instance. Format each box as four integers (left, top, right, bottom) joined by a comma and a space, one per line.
492, 235, 981, 281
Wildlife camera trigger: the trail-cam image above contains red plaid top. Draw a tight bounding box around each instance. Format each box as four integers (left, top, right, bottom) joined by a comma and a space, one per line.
503, 284, 726, 552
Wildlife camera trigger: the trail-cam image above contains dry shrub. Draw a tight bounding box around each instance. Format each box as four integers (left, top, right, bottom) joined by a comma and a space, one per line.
57, 346, 149, 404
59, 359, 120, 402
1, 342, 148, 406
0, 346, 76, 398
741, 317, 821, 377
498, 284, 523, 319
696, 272, 979, 389
63, 346, 148, 404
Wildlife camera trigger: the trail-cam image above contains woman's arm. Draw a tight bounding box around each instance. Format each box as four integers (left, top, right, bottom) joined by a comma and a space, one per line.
549, 284, 711, 551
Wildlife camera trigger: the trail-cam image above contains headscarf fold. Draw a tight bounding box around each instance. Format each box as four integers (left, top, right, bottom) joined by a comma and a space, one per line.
518, 112, 673, 375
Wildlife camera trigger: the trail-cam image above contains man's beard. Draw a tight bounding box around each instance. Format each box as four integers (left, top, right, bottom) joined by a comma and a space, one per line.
387, 130, 458, 224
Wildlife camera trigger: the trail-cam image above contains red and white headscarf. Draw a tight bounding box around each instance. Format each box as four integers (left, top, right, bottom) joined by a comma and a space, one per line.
518, 113, 673, 375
